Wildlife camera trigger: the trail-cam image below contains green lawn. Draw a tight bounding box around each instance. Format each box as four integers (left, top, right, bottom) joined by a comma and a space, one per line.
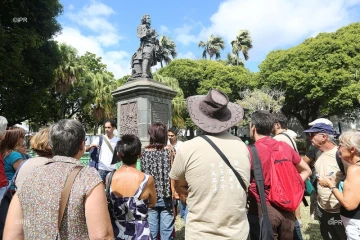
174, 197, 321, 240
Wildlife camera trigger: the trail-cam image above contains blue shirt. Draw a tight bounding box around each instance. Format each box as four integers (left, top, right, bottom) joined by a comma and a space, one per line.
4, 151, 22, 190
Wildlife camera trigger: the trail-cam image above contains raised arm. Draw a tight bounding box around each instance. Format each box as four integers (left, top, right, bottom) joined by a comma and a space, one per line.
295, 159, 312, 182
319, 165, 360, 211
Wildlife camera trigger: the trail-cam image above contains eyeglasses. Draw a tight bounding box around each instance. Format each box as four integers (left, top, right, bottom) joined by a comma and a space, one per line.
309, 132, 324, 138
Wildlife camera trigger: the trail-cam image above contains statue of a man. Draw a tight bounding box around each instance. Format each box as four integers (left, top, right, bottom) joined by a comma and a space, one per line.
130, 14, 159, 79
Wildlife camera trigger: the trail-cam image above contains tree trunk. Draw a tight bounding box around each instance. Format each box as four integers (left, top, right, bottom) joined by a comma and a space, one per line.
160, 61, 163, 68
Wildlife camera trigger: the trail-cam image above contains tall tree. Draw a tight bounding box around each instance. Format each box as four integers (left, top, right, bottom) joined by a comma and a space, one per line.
55, 43, 83, 93
198, 35, 225, 60
0, 0, 63, 125
158, 36, 177, 68
259, 23, 360, 128
231, 30, 253, 65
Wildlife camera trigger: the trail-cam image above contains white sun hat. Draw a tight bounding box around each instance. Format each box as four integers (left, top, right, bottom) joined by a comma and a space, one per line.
308, 118, 333, 127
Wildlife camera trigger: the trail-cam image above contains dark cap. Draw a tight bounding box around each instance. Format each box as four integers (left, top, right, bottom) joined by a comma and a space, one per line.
304, 123, 337, 135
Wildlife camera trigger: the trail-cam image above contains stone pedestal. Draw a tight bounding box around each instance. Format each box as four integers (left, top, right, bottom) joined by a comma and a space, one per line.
112, 78, 177, 147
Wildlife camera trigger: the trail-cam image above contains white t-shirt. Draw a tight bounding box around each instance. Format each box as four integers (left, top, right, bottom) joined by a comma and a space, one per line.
92, 135, 119, 171
167, 140, 183, 152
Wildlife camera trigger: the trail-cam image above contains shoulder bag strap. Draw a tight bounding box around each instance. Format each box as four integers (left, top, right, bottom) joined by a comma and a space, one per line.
249, 145, 270, 218
58, 166, 83, 230
278, 132, 298, 153
200, 135, 247, 192
11, 161, 25, 191
103, 135, 114, 154
106, 170, 116, 196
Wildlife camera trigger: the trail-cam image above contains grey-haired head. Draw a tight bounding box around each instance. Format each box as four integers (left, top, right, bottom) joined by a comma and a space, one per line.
0, 116, 8, 140
49, 119, 85, 158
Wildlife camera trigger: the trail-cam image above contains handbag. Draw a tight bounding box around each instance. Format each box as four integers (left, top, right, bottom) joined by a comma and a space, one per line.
89, 136, 103, 169
249, 145, 274, 240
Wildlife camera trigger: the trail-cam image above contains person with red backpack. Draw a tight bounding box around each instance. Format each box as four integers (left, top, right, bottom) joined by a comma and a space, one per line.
248, 111, 311, 240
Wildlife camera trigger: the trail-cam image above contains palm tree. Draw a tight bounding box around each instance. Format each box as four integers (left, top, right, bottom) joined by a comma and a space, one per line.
226, 53, 243, 66
231, 30, 253, 65
198, 35, 225, 60
92, 72, 117, 122
158, 36, 177, 68
153, 73, 186, 127
55, 43, 83, 93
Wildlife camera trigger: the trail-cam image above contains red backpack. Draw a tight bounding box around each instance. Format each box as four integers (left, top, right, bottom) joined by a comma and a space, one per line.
261, 143, 305, 212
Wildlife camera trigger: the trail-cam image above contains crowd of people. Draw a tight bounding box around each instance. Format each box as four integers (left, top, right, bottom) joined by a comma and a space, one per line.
0, 89, 360, 240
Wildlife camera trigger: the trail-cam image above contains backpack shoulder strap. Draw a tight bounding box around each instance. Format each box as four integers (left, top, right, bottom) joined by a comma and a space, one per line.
58, 166, 83, 229
99, 135, 103, 148
200, 135, 247, 192
106, 170, 116, 196
278, 132, 298, 153
249, 145, 270, 218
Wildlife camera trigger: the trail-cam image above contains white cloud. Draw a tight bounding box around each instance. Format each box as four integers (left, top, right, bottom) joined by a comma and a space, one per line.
55, 2, 130, 78
177, 51, 197, 59
55, 27, 131, 78
68, 4, 74, 10
159, 25, 170, 35
201, 0, 360, 63
66, 2, 121, 46
174, 23, 202, 46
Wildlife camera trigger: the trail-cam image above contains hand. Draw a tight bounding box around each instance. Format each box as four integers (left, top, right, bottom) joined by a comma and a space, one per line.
318, 176, 336, 188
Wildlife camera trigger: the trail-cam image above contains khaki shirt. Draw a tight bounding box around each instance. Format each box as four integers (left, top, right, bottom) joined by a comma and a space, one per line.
315, 147, 349, 213
170, 132, 251, 240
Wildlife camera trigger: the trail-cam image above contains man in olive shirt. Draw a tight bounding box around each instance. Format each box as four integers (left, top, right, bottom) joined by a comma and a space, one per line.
170, 90, 251, 240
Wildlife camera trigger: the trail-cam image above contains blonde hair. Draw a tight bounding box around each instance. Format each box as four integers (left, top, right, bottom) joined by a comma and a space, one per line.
30, 127, 52, 157
339, 130, 360, 157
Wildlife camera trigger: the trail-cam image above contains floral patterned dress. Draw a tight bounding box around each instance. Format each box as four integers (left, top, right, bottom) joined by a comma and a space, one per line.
109, 174, 153, 240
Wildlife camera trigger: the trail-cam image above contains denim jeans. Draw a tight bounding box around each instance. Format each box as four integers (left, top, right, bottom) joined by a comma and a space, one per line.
148, 197, 174, 239
293, 219, 303, 240
98, 169, 111, 183
180, 201, 188, 223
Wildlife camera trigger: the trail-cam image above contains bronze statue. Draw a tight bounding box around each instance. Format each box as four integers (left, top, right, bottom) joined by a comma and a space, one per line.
129, 14, 160, 80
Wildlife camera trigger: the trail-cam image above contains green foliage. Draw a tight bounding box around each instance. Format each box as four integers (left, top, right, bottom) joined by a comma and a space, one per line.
159, 59, 252, 102
117, 75, 130, 86
198, 35, 225, 60
0, 0, 63, 125
259, 22, 360, 127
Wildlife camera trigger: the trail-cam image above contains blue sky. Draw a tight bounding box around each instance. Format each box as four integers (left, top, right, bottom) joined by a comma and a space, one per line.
56, 0, 360, 79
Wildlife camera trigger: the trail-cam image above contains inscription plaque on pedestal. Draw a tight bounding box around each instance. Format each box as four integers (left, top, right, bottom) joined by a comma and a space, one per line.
120, 102, 138, 135
151, 101, 168, 124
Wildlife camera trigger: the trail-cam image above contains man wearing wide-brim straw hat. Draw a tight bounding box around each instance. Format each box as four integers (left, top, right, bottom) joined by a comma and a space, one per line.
169, 89, 251, 240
